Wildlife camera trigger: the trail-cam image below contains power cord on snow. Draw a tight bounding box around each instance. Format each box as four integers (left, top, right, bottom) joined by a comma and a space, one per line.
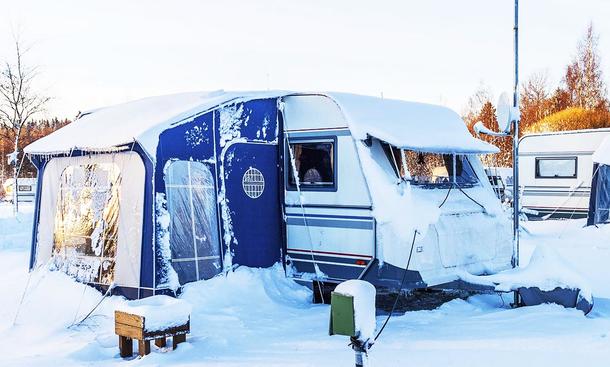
372, 230, 418, 344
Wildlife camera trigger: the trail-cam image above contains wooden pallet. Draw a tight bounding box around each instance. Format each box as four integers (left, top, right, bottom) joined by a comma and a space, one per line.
115, 310, 190, 357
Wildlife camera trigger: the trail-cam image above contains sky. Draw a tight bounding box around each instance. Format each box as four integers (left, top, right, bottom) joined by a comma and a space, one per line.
0, 0, 609, 120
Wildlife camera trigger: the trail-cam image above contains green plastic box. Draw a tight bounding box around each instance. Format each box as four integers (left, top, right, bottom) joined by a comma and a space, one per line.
329, 291, 356, 337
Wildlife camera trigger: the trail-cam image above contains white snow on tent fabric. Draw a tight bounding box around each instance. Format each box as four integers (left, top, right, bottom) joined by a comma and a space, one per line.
24, 90, 285, 158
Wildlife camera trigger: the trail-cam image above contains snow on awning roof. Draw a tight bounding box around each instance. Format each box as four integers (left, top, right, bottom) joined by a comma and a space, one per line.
592, 136, 610, 165
326, 92, 499, 154
24, 90, 285, 158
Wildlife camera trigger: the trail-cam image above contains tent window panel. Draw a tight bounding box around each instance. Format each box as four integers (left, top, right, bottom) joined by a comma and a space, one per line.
166, 160, 221, 283
191, 186, 221, 260
595, 165, 610, 224
382, 144, 478, 187
198, 259, 221, 280
171, 260, 198, 284
287, 140, 335, 189
535, 157, 577, 178
52, 163, 121, 285
166, 186, 196, 259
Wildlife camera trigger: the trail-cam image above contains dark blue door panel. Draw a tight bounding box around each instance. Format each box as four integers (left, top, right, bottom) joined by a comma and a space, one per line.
223, 143, 282, 267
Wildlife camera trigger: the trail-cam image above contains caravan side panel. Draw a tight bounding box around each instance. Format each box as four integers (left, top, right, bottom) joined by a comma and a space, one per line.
282, 95, 374, 284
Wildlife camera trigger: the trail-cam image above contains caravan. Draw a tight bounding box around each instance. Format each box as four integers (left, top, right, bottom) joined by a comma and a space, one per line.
25, 91, 513, 299
519, 128, 610, 219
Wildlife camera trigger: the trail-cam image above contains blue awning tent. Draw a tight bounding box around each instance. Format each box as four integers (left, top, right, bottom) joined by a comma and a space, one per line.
25, 91, 285, 299
587, 136, 610, 226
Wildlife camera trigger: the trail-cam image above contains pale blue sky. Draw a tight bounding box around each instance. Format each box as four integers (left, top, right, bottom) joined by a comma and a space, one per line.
1, 0, 609, 119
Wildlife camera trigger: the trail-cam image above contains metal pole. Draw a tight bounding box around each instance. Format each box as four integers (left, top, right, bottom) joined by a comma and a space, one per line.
512, 0, 520, 270
350, 337, 367, 367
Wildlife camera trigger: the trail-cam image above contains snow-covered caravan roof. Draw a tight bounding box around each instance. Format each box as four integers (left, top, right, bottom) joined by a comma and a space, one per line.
520, 128, 610, 154
592, 136, 610, 165
25, 90, 497, 159
326, 93, 498, 154
24, 90, 284, 158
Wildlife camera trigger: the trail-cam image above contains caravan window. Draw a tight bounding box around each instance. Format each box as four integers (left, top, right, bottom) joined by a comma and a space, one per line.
52, 163, 121, 285
383, 144, 478, 187
535, 157, 577, 178
287, 139, 335, 190
165, 161, 221, 284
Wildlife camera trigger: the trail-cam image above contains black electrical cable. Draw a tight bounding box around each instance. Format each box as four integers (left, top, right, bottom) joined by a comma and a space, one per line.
438, 183, 453, 209
373, 230, 418, 343
455, 184, 486, 211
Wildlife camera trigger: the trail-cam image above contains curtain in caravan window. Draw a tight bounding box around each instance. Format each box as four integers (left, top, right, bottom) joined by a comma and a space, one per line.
595, 165, 610, 224
165, 161, 221, 284
535, 157, 577, 178
52, 163, 120, 284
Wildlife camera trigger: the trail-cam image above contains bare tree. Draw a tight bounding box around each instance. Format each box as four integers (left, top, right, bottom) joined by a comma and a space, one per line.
462, 82, 494, 126
520, 71, 551, 129
564, 23, 608, 110
0, 36, 49, 214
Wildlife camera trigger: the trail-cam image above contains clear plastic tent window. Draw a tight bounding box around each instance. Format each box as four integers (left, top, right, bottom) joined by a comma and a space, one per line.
165, 160, 222, 284
594, 165, 610, 225
52, 163, 121, 285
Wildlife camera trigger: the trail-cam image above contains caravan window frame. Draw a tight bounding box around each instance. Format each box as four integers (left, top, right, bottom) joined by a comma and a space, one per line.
535, 156, 578, 179
285, 135, 338, 192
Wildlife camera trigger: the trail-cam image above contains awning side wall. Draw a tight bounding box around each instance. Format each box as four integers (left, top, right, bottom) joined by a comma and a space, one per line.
32, 151, 146, 288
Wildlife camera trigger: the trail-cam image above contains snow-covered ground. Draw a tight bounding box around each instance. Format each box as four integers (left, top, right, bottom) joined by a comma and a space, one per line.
1, 203, 610, 366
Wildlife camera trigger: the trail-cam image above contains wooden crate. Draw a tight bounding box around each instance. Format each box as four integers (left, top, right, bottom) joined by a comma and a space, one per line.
115, 310, 190, 357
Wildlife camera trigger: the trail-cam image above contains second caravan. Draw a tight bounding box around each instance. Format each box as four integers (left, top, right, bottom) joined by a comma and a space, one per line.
519, 128, 610, 219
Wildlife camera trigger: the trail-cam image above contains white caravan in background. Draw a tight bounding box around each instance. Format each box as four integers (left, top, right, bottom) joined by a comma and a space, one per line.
519, 128, 610, 219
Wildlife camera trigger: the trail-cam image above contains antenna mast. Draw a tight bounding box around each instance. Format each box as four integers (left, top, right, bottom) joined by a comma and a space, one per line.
512, 0, 520, 269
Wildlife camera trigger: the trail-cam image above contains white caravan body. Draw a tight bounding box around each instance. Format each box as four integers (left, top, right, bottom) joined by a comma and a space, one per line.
282, 94, 513, 290
519, 128, 610, 219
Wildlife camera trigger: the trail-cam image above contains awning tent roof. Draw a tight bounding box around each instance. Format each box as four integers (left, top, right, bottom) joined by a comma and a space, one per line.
25, 91, 498, 160
592, 136, 610, 165
24, 91, 283, 158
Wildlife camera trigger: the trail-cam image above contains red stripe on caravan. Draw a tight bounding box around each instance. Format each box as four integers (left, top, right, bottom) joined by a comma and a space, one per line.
287, 248, 373, 259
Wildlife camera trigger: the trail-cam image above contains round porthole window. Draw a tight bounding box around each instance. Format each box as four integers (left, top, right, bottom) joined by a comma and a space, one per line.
242, 167, 265, 199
